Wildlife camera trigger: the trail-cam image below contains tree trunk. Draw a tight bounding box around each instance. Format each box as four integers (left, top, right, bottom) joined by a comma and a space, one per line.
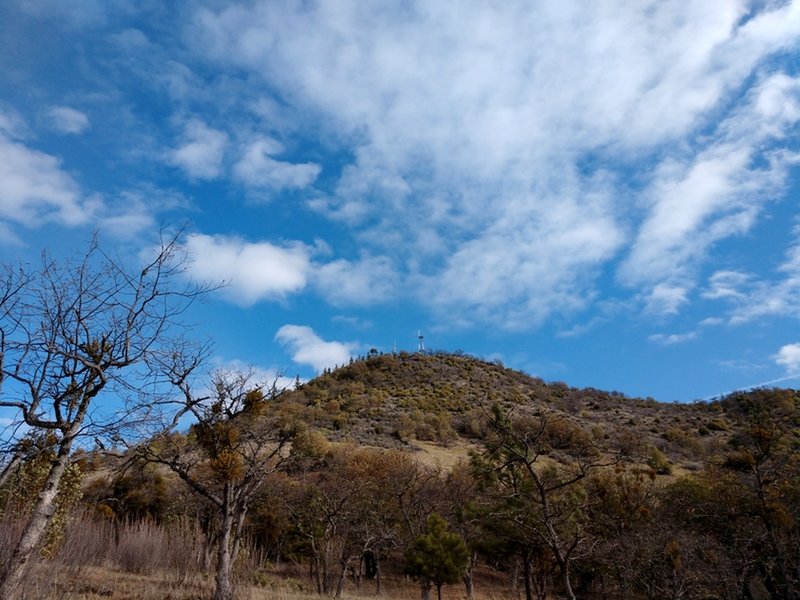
375, 556, 383, 595
436, 582, 443, 600
560, 560, 577, 600
421, 581, 432, 600
463, 550, 476, 600
534, 568, 547, 600
0, 452, 21, 489
214, 488, 235, 600
523, 553, 534, 600
464, 571, 474, 600
229, 502, 247, 567
335, 557, 351, 597
0, 435, 72, 599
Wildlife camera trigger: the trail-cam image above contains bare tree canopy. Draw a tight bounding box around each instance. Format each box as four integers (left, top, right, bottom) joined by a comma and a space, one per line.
137, 368, 293, 600
0, 233, 210, 599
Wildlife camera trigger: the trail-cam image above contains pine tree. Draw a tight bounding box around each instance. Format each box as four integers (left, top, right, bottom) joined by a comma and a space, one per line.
404, 514, 469, 600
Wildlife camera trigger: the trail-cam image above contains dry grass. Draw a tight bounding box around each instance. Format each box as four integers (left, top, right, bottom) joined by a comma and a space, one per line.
16, 565, 211, 599
408, 440, 479, 469
16, 564, 514, 600
3, 512, 518, 600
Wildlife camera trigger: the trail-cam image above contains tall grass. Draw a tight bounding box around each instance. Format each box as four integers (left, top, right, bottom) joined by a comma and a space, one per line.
1, 511, 210, 597
0, 518, 25, 583
2, 512, 515, 599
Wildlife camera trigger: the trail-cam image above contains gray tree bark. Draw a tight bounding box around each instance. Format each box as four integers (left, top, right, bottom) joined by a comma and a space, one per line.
0, 435, 72, 599
214, 486, 235, 600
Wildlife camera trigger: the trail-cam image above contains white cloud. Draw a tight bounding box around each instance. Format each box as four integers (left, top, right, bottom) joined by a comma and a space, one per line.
275, 324, 355, 372
722, 228, 800, 324
620, 71, 800, 300
188, 1, 800, 327
643, 283, 690, 316
233, 138, 321, 190
184, 233, 401, 309
98, 187, 188, 240
169, 119, 228, 179
429, 188, 622, 328
313, 255, 397, 305
702, 270, 752, 301
774, 343, 800, 374
699, 317, 724, 327
649, 331, 698, 346
0, 106, 27, 139
213, 358, 299, 393
0, 131, 97, 227
46, 106, 90, 134
185, 233, 312, 305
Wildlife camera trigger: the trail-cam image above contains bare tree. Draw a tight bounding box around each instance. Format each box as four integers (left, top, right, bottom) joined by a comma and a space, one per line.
136, 368, 293, 600
0, 234, 208, 598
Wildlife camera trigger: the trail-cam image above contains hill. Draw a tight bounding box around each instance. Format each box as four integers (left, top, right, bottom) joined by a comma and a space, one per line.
275, 351, 760, 473
2, 351, 798, 600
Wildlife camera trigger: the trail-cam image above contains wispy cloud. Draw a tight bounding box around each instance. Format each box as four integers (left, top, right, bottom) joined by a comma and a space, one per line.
643, 284, 690, 316
0, 128, 98, 229
649, 331, 698, 346
15, 0, 121, 30
189, 0, 800, 328
46, 106, 90, 134
702, 271, 752, 301
169, 119, 228, 180
707, 226, 800, 325
233, 137, 321, 191
621, 71, 800, 297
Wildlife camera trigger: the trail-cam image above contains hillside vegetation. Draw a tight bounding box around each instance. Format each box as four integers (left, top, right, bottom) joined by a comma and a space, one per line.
278, 351, 746, 467
1, 352, 798, 600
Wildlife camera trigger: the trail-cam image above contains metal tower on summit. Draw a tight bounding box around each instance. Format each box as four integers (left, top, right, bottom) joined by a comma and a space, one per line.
417, 330, 425, 352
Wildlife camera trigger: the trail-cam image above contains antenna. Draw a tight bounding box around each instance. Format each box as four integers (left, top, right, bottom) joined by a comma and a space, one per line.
417, 330, 425, 352
392, 339, 397, 356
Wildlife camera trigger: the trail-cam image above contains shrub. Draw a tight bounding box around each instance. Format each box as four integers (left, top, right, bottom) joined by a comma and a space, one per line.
646, 446, 672, 475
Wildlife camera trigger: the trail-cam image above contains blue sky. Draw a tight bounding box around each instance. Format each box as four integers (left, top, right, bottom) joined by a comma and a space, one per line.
1, 0, 800, 404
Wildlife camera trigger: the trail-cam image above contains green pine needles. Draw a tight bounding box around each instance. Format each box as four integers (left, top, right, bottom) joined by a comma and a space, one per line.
404, 514, 469, 600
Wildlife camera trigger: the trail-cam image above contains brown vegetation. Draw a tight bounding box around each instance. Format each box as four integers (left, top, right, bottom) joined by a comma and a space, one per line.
1, 352, 798, 599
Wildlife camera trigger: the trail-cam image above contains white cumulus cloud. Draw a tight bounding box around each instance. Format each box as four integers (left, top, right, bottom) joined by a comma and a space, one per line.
774, 343, 800, 374
185, 233, 312, 305
275, 324, 355, 372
